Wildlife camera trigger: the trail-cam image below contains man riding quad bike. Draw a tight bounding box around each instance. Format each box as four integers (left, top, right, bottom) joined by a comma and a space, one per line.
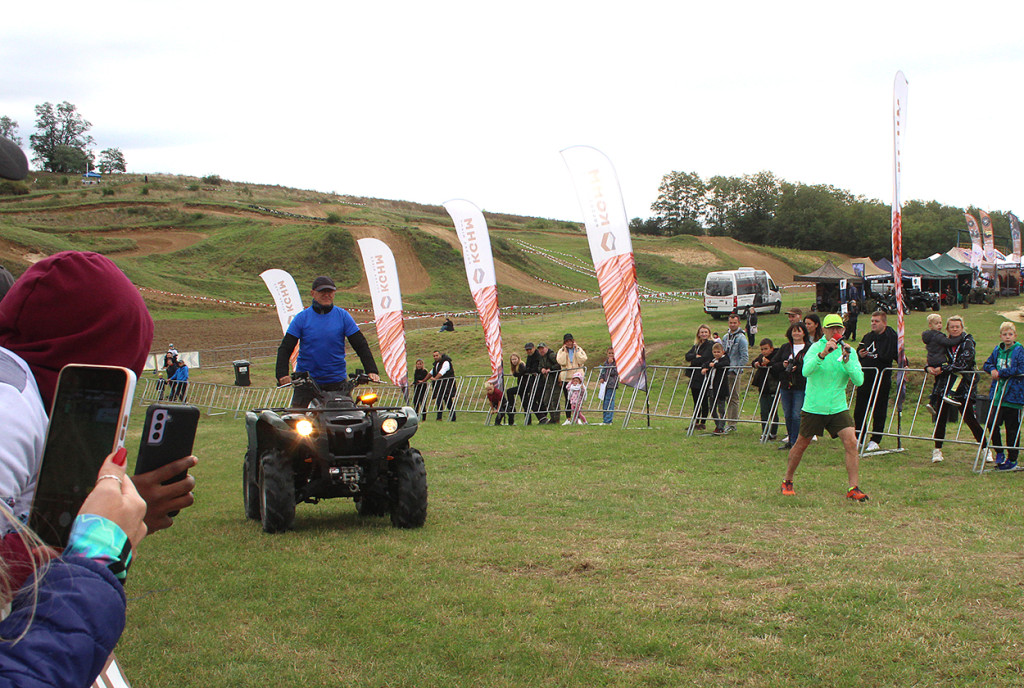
243, 372, 427, 532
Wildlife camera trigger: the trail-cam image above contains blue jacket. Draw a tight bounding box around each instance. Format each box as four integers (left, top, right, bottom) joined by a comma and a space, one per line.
0, 555, 125, 687
170, 364, 189, 382
983, 342, 1024, 406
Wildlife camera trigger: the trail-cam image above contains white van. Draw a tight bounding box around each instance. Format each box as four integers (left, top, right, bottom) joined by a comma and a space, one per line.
703, 268, 782, 318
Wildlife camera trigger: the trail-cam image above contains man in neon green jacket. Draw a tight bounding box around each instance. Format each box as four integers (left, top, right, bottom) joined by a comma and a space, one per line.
781, 313, 870, 501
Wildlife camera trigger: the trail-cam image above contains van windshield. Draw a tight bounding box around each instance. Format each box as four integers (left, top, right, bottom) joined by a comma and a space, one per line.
706, 278, 733, 297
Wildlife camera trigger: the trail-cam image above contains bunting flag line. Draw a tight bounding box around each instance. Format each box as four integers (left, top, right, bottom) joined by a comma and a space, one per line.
356, 238, 409, 392
980, 210, 996, 263
1010, 212, 1021, 262
260, 268, 304, 369
443, 199, 504, 387
964, 212, 983, 278
560, 145, 647, 390
892, 71, 909, 411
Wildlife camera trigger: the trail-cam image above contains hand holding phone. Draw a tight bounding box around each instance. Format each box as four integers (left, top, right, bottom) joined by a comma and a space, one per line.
30, 365, 136, 548
135, 404, 199, 527
80, 448, 148, 549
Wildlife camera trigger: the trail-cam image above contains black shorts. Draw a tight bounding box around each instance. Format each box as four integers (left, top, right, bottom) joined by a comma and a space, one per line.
799, 409, 855, 439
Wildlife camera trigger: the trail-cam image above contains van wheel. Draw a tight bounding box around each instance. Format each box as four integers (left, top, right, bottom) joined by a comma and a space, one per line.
773, 302, 781, 314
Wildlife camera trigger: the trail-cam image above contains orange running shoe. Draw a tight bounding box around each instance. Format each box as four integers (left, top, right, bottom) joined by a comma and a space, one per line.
847, 486, 869, 502
781, 480, 795, 496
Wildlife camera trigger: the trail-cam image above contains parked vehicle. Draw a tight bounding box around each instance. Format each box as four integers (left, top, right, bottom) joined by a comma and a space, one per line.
243, 373, 427, 533
703, 268, 782, 318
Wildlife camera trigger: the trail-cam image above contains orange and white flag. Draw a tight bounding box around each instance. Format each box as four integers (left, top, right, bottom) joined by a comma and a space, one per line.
443, 199, 503, 387
560, 145, 646, 389
260, 268, 303, 368
980, 210, 996, 262
357, 238, 408, 391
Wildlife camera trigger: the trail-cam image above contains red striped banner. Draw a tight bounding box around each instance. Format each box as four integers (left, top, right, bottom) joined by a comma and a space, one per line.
561, 145, 646, 389
444, 199, 504, 387
357, 238, 408, 390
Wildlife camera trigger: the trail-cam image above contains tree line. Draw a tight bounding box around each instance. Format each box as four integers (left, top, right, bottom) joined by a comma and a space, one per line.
633, 169, 1016, 259
0, 102, 125, 175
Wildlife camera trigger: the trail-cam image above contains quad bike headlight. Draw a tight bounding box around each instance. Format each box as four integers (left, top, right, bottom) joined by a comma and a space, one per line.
295, 419, 314, 436
380, 417, 399, 435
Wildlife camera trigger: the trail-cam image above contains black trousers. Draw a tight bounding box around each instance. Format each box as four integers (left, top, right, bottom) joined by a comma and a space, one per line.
854, 367, 891, 444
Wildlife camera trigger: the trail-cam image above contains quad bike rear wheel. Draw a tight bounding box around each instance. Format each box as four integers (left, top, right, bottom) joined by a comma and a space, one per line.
259, 448, 295, 533
243, 455, 260, 521
390, 447, 427, 529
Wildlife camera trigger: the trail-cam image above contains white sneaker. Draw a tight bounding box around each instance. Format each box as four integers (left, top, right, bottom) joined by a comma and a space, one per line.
986, 449, 995, 463
562, 420, 572, 426
865, 441, 881, 452
812, 435, 818, 442
576, 419, 587, 425
780, 435, 789, 443
931, 448, 944, 463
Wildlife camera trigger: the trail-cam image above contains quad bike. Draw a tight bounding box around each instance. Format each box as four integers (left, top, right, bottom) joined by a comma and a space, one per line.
243, 372, 427, 533
905, 288, 940, 311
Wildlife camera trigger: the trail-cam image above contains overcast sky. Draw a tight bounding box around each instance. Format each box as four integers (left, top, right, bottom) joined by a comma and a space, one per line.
3, 2, 1021, 222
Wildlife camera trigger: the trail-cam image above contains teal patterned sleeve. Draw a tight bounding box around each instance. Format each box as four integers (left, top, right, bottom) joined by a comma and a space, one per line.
64, 514, 133, 583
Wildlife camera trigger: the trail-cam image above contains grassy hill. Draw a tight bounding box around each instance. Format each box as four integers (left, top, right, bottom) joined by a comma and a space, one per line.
1, 172, 847, 327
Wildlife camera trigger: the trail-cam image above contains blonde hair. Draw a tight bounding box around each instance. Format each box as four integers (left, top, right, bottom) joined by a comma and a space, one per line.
946, 315, 964, 329
926, 313, 942, 326
694, 325, 711, 347
484, 382, 495, 392
0, 503, 45, 644
712, 342, 725, 353
509, 353, 521, 366
1000, 321, 1016, 335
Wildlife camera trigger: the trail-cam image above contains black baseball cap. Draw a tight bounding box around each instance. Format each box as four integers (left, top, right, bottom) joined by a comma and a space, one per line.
0, 136, 28, 181
563, 333, 574, 342
524, 342, 535, 350
312, 276, 336, 292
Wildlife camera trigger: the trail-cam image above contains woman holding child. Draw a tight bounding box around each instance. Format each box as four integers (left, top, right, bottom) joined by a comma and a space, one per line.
927, 315, 988, 464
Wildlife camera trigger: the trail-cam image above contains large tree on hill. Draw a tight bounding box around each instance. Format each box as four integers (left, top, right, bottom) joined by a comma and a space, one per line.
47, 145, 93, 174
651, 171, 706, 235
30, 101, 95, 172
0, 116, 21, 145
98, 147, 126, 173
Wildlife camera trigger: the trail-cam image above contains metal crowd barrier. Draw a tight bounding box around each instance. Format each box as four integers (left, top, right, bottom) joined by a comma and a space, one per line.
138, 361, 1023, 476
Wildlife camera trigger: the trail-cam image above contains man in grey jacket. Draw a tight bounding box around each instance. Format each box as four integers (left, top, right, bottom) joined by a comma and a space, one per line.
722, 313, 749, 433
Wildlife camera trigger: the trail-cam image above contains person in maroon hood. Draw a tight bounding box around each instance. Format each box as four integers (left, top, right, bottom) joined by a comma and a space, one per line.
0, 251, 197, 537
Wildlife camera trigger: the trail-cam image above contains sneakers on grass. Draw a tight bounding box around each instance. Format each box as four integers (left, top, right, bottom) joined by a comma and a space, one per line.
865, 441, 881, 452
781, 480, 795, 496
847, 486, 869, 502
931, 448, 944, 463
942, 396, 963, 408
996, 460, 1019, 471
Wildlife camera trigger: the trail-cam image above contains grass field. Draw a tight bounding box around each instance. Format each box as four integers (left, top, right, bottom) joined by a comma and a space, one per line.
118, 296, 1024, 687
119, 402, 1024, 687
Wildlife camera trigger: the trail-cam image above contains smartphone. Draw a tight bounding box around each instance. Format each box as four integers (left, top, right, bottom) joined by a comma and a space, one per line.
135, 404, 199, 517
30, 365, 136, 548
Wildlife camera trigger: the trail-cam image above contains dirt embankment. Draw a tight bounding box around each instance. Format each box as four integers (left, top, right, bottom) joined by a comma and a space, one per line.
414, 224, 582, 300
696, 237, 799, 283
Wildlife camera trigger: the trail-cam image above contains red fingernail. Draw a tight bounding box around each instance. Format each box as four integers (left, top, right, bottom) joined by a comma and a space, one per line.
112, 448, 127, 466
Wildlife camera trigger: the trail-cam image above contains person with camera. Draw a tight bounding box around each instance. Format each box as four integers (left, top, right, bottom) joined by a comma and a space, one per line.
770, 322, 809, 450
780, 314, 869, 502
276, 276, 380, 407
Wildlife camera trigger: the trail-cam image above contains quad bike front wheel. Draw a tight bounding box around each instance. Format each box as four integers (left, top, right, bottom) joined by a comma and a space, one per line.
243, 455, 260, 521
390, 447, 427, 529
259, 448, 295, 533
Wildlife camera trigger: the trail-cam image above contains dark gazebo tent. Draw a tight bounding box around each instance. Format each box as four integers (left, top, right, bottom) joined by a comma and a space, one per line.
793, 260, 861, 312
